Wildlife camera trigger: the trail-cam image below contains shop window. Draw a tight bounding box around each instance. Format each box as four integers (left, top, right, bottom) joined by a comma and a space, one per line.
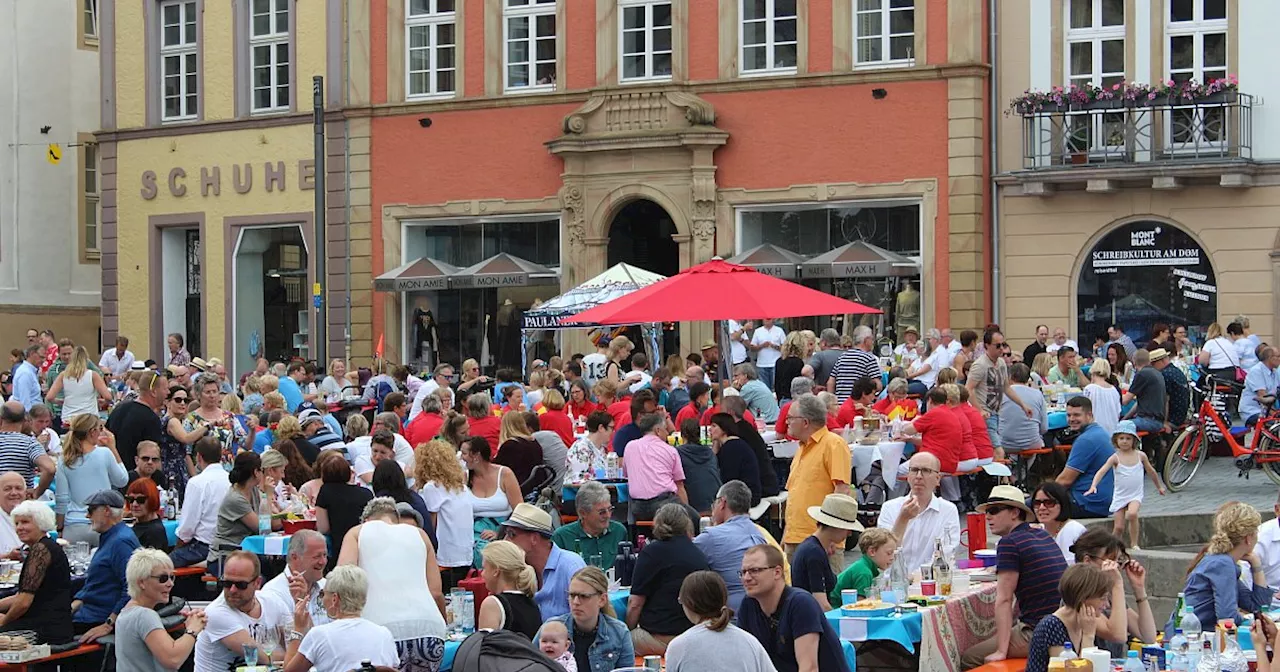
249, 0, 291, 113
159, 0, 199, 121
1065, 0, 1125, 153
619, 0, 673, 83
504, 0, 557, 92
855, 0, 914, 67
740, 0, 797, 76
406, 0, 457, 98
1077, 220, 1216, 348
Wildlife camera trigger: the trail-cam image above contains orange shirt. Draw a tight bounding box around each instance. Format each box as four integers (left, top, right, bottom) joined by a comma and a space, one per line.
783, 427, 852, 544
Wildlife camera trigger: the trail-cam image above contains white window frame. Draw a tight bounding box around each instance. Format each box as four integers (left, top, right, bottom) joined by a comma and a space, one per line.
1165, 0, 1229, 152
618, 0, 673, 83
1063, 0, 1125, 153
84, 0, 99, 39
854, 0, 916, 69
159, 0, 199, 122
406, 0, 458, 99
503, 0, 557, 93
83, 142, 100, 259
738, 0, 798, 77
249, 0, 290, 114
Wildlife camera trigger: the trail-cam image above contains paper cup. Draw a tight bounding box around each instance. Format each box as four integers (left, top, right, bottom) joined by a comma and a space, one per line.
841, 590, 859, 606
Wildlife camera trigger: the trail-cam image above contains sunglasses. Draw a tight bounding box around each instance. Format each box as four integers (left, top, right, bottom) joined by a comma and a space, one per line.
138, 456, 161, 463
218, 579, 255, 591
150, 573, 174, 584
170, 396, 188, 403
125, 495, 149, 504
984, 505, 1013, 515
1032, 498, 1059, 508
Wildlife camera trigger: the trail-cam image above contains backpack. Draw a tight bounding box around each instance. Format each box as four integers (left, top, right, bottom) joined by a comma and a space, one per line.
451, 629, 564, 672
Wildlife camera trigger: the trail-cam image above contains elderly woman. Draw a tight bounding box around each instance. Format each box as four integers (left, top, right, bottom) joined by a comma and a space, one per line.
476, 540, 540, 639
405, 390, 447, 447
707, 413, 761, 506
56, 414, 128, 546
664, 571, 774, 672
344, 412, 370, 444
416, 439, 473, 589
0, 501, 73, 644
284, 565, 399, 672
318, 359, 349, 402
126, 478, 171, 552
1069, 529, 1157, 657
465, 393, 502, 453
536, 566, 633, 672
115, 549, 206, 671
1179, 501, 1274, 631
626, 503, 710, 656
337, 497, 448, 672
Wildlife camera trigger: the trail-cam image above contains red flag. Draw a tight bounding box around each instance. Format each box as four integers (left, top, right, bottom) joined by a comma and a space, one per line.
374, 333, 384, 359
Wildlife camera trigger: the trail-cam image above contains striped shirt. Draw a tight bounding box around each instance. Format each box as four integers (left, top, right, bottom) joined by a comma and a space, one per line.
997, 522, 1067, 627
0, 432, 47, 486
829, 348, 881, 403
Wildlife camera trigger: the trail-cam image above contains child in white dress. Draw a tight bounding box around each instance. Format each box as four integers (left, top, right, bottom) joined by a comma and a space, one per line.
1084, 420, 1165, 549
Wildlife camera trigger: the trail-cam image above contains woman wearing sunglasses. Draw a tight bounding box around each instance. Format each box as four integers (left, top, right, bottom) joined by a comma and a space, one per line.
126, 479, 171, 553
161, 387, 208, 501
115, 548, 207, 672
1030, 482, 1088, 565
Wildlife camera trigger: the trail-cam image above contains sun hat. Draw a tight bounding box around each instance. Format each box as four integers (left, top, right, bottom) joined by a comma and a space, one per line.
1148, 348, 1170, 362
129, 361, 147, 371
977, 485, 1032, 516
500, 503, 554, 537
903, 326, 919, 336
190, 357, 209, 372
1112, 419, 1139, 442
806, 493, 865, 531
700, 340, 718, 351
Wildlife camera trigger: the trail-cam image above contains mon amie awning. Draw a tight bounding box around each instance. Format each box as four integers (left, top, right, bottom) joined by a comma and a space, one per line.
374, 253, 558, 292
373, 257, 461, 292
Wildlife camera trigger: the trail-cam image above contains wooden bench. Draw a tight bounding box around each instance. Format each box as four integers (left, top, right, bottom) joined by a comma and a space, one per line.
971, 658, 1027, 672
0, 643, 102, 672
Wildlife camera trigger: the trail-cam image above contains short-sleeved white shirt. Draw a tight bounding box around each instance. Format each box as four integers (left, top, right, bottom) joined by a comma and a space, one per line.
297, 618, 400, 672
194, 592, 293, 672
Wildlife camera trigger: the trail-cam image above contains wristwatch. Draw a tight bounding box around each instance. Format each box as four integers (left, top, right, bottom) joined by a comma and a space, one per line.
288, 630, 304, 642
105, 614, 117, 627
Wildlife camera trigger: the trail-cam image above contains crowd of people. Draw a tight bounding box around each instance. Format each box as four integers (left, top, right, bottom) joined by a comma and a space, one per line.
0, 315, 1267, 672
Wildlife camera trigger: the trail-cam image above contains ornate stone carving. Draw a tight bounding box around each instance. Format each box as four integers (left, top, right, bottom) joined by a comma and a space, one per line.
563, 96, 606, 134
561, 90, 718, 135
664, 91, 716, 126
559, 184, 586, 247
692, 218, 716, 241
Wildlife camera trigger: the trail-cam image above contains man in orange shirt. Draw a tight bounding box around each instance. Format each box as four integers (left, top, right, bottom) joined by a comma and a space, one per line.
782, 395, 853, 571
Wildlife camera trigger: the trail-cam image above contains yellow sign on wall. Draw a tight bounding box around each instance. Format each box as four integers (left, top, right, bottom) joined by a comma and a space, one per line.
46, 144, 62, 165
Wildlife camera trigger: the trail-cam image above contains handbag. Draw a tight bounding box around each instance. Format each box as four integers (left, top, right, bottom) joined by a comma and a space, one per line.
1212, 339, 1248, 383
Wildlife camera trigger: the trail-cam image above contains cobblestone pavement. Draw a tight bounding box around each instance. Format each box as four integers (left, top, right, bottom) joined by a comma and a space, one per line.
1141, 455, 1280, 515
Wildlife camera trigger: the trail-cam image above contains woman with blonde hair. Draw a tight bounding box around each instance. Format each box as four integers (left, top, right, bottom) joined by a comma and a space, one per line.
54, 414, 127, 545
46, 346, 111, 424
535, 566, 633, 672
416, 439, 473, 589
774, 331, 808, 402
1199, 321, 1242, 383
1031, 353, 1054, 388
525, 371, 548, 409
475, 540, 540, 639
538, 388, 575, 446
242, 375, 266, 414
457, 358, 491, 396
221, 389, 256, 456
494, 412, 541, 494
935, 366, 958, 387
604, 335, 635, 384
1083, 359, 1121, 433
115, 548, 206, 671
1179, 501, 1273, 631
344, 413, 369, 443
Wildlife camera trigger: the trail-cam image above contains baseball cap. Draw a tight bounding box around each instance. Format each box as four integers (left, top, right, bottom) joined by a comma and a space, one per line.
298, 409, 324, 427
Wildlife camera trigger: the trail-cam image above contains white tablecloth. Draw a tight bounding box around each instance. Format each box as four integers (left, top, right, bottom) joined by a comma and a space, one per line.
851, 441, 906, 484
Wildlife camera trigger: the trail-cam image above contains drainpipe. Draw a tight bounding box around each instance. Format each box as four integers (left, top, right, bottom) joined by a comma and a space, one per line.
988, 0, 1001, 325
342, 0, 352, 364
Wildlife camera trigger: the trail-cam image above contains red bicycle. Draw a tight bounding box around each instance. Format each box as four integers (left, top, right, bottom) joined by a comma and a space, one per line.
1163, 375, 1280, 491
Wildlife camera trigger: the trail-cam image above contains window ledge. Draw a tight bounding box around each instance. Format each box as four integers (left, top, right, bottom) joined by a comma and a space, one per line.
406, 92, 459, 102
250, 107, 293, 117
504, 85, 558, 96
619, 75, 675, 85
739, 67, 799, 79
854, 59, 916, 71
161, 116, 200, 125
82, 251, 102, 264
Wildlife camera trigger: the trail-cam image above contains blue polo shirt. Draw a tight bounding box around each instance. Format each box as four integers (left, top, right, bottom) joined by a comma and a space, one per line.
1065, 422, 1114, 517
278, 376, 304, 413
74, 522, 139, 624
996, 522, 1067, 627
693, 514, 768, 613
535, 543, 586, 622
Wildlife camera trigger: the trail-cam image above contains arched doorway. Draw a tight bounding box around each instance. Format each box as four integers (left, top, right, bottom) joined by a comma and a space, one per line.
608, 199, 680, 356
1077, 220, 1217, 346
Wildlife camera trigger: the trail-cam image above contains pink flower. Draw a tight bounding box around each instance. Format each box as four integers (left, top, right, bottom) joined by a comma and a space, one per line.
1167, 79, 1176, 87
1112, 83, 1121, 90
1148, 92, 1156, 99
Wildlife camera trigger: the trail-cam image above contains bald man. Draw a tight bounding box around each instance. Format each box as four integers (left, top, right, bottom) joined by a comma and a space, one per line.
0, 472, 25, 556
0, 401, 54, 499
877, 452, 961, 571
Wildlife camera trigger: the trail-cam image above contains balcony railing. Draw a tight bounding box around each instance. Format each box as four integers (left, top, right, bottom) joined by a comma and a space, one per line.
1020, 93, 1252, 170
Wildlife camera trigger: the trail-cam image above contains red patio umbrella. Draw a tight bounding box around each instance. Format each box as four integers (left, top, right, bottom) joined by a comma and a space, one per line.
563, 258, 880, 326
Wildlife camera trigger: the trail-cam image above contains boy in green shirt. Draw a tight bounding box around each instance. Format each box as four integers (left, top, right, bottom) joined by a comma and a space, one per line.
830, 528, 898, 606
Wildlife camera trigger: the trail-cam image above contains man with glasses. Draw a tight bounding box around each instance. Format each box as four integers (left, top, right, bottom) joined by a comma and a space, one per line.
736, 544, 852, 672
782, 395, 852, 567
173, 438, 231, 567
408, 363, 455, 423
961, 486, 1066, 668
194, 550, 293, 672
552, 481, 627, 570
125, 440, 165, 491
877, 452, 961, 571
694, 480, 771, 613
261, 529, 330, 628
71, 490, 139, 643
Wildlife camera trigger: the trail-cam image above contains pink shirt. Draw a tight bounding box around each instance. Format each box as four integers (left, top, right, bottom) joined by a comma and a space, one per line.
622, 434, 686, 500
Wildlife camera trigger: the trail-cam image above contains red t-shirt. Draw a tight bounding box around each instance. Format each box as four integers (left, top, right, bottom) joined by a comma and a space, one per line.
911, 406, 962, 473
565, 400, 598, 422
774, 401, 842, 439
404, 411, 444, 448
958, 404, 994, 461
467, 415, 502, 455
701, 405, 755, 426
947, 405, 977, 463
540, 409, 576, 447
675, 403, 703, 431
607, 401, 631, 428
836, 398, 872, 428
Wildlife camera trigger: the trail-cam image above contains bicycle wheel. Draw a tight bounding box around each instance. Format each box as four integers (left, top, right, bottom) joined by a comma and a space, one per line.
1257, 422, 1280, 487
1164, 426, 1208, 492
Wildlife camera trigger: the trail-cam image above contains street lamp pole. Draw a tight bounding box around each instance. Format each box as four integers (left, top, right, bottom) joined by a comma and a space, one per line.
313, 76, 327, 367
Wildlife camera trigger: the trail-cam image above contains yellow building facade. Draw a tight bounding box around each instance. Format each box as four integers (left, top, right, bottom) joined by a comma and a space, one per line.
99, 0, 372, 374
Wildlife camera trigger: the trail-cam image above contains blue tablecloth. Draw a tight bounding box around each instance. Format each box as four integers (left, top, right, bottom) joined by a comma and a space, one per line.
563, 481, 630, 503
240, 534, 291, 556
825, 606, 924, 653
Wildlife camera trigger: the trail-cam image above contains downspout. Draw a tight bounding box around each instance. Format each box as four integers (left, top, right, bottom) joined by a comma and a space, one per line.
988, 0, 1001, 325
342, 0, 353, 363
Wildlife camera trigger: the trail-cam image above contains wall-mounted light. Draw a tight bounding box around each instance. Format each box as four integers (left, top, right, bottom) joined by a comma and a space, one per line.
872, 88, 888, 100
419, 117, 433, 128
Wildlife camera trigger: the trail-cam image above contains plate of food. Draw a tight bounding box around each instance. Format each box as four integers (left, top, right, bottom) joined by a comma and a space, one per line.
840, 599, 895, 618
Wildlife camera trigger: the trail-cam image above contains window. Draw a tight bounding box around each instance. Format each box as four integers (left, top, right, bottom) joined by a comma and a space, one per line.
1065, 0, 1125, 151
504, 0, 557, 92
83, 142, 100, 259
855, 0, 914, 67
249, 0, 290, 113
160, 0, 198, 121
406, 0, 457, 98
84, 0, 99, 40
740, 0, 797, 75
620, 1, 673, 82
1167, 0, 1228, 147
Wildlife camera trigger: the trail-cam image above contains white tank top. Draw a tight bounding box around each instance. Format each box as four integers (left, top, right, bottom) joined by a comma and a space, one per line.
464, 465, 513, 519
357, 520, 447, 641
60, 371, 99, 421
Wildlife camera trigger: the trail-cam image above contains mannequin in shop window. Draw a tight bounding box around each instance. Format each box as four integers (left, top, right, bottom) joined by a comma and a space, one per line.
895, 281, 920, 341
413, 308, 440, 371
496, 300, 523, 371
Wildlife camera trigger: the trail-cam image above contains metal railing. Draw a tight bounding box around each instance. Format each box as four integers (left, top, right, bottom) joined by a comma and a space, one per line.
1020, 93, 1252, 170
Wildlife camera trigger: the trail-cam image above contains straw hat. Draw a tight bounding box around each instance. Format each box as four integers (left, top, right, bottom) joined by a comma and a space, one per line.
500, 503, 554, 537
190, 357, 209, 372
1149, 348, 1170, 362
806, 493, 865, 531
977, 485, 1033, 516
700, 340, 718, 351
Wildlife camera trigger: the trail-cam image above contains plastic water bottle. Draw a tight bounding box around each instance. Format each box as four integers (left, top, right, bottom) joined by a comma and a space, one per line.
1167, 628, 1189, 671
1057, 642, 1077, 661
258, 493, 272, 535
1180, 605, 1202, 646
460, 592, 475, 634
1123, 650, 1145, 672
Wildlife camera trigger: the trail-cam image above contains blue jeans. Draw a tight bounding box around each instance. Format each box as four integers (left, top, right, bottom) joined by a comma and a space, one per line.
170, 540, 209, 568
758, 367, 775, 391
985, 414, 1001, 448
1132, 416, 1165, 433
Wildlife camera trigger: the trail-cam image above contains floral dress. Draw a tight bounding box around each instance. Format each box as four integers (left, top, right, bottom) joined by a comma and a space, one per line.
564, 437, 606, 485
184, 409, 248, 463
159, 413, 191, 501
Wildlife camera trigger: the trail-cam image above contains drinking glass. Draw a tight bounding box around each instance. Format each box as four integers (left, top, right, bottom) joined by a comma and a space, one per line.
586, 553, 604, 569
256, 626, 279, 663
241, 642, 259, 667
